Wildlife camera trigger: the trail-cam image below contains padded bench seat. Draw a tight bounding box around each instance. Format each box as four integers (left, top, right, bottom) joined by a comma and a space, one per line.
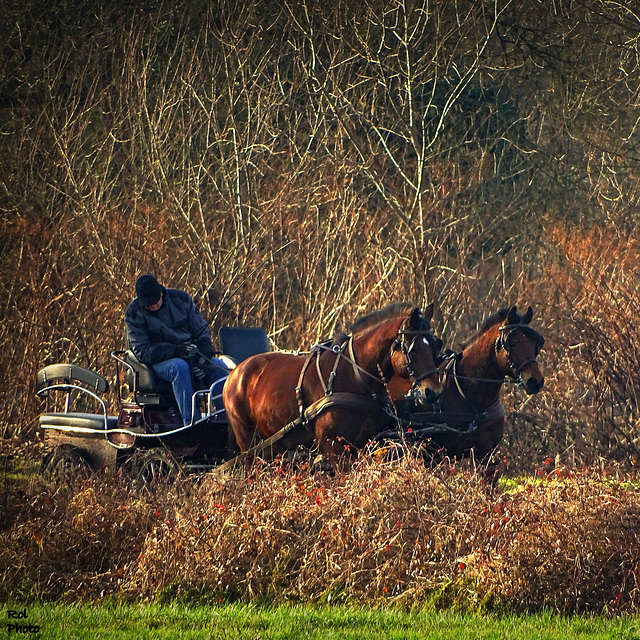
39, 412, 118, 431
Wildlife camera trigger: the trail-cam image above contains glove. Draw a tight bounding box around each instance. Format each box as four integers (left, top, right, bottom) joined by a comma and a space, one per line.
176, 342, 198, 358
193, 365, 206, 382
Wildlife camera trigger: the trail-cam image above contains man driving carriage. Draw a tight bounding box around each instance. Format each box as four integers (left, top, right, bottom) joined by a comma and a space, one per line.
125, 274, 227, 425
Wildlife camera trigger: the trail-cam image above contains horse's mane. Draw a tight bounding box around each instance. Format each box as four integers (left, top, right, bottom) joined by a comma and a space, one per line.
331, 302, 418, 346
350, 302, 416, 334
460, 308, 516, 348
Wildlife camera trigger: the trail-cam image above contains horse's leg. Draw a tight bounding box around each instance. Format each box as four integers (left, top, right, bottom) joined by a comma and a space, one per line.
226, 424, 239, 457
467, 419, 505, 489
484, 453, 502, 489
312, 413, 349, 472
470, 446, 502, 490
225, 405, 267, 474
314, 410, 380, 473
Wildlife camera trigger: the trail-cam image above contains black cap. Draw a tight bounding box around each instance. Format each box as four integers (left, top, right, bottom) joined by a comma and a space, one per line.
135, 274, 163, 307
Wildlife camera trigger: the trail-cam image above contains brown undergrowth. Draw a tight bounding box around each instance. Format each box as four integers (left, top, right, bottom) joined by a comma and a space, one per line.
2, 448, 638, 614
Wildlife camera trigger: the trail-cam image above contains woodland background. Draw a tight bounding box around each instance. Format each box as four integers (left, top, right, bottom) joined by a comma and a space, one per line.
2, 0, 640, 469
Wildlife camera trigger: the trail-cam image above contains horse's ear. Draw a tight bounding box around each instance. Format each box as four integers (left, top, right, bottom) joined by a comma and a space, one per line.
423, 302, 434, 324
409, 307, 423, 329
523, 306, 534, 324
505, 306, 519, 325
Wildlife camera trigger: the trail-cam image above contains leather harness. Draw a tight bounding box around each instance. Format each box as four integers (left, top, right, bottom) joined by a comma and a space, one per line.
295, 337, 390, 429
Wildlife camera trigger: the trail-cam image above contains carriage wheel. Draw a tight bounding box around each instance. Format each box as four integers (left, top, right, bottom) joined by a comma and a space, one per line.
135, 449, 180, 487
41, 444, 93, 483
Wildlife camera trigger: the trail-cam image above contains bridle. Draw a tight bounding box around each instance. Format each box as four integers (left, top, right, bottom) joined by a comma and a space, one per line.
393, 327, 442, 400
495, 323, 544, 385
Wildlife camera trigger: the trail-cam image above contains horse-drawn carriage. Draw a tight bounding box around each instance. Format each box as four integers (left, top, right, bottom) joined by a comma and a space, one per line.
37, 327, 270, 484
37, 303, 545, 482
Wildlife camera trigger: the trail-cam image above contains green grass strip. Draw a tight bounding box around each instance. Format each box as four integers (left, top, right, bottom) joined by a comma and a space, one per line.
2, 603, 640, 639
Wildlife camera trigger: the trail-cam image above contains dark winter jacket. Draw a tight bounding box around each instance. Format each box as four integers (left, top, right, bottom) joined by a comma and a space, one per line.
124, 287, 214, 365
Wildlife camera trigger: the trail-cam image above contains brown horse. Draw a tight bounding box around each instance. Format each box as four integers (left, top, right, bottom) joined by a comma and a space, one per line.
223, 303, 443, 470
386, 306, 544, 464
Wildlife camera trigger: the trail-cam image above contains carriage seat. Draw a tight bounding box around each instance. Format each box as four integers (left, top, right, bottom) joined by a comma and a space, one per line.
218, 326, 270, 364
39, 412, 118, 431
37, 363, 110, 394
118, 327, 269, 407
121, 350, 176, 407
36, 363, 118, 431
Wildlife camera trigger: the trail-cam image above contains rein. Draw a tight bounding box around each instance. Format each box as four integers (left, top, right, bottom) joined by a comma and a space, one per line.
441, 356, 523, 386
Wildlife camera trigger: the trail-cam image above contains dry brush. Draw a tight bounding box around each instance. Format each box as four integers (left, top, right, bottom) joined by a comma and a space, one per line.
2, 451, 638, 614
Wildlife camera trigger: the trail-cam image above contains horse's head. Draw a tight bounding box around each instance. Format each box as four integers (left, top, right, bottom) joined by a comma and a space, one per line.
391, 303, 444, 404
496, 306, 545, 394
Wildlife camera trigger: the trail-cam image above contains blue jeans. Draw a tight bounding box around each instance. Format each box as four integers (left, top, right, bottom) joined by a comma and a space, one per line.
151, 358, 196, 425
152, 357, 228, 425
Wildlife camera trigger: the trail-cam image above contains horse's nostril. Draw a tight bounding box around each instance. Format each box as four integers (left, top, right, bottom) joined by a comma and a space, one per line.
527, 378, 544, 394
424, 388, 440, 404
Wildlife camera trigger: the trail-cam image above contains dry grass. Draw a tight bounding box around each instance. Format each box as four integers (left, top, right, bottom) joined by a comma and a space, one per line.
2, 446, 638, 614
